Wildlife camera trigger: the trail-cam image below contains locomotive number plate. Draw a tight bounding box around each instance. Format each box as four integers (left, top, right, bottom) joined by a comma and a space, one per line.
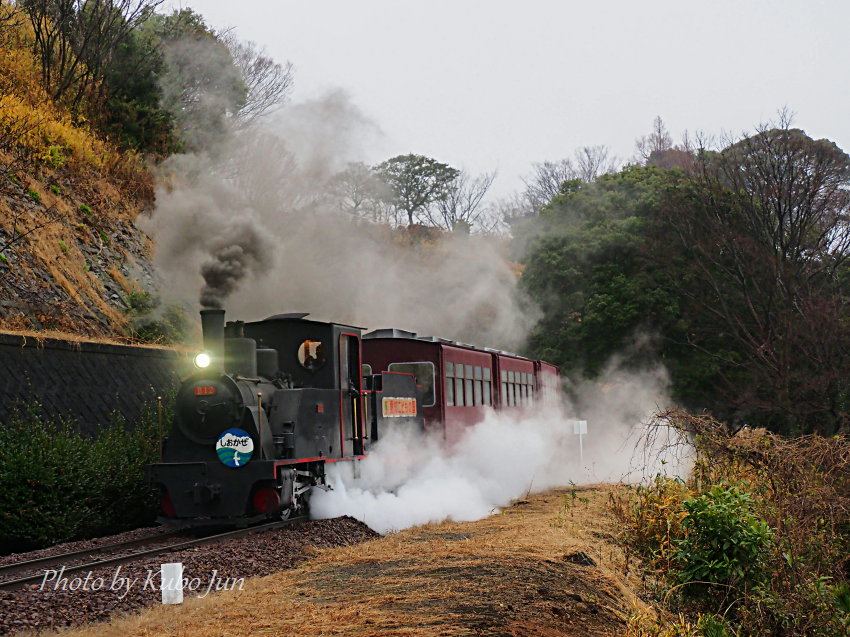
382, 397, 417, 417
194, 385, 217, 396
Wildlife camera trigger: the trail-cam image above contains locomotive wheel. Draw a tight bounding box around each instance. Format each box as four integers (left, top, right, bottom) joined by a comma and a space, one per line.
296, 486, 311, 514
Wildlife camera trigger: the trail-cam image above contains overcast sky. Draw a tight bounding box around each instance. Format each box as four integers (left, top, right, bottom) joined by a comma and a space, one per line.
168, 0, 850, 198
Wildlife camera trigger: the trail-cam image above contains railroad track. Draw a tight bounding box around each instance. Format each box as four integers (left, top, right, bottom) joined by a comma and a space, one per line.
0, 519, 300, 591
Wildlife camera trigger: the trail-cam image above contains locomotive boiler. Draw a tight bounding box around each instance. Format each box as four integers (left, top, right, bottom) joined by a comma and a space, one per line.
148, 309, 424, 527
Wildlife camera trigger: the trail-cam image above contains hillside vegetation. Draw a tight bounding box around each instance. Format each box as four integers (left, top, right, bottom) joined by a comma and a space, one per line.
0, 2, 163, 338
515, 119, 850, 436
613, 412, 850, 635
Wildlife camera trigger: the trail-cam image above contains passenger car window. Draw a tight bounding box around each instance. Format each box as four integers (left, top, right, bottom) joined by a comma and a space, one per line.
388, 362, 436, 407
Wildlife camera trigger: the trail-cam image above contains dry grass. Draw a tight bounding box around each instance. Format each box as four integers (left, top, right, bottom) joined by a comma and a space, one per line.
0, 327, 189, 351
47, 487, 646, 636
0, 163, 155, 336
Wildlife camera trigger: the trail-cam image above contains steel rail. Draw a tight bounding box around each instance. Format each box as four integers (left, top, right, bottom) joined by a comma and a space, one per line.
0, 519, 301, 591
0, 529, 187, 580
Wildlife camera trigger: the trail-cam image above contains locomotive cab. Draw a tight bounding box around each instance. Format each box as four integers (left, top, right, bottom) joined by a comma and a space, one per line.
243, 314, 367, 459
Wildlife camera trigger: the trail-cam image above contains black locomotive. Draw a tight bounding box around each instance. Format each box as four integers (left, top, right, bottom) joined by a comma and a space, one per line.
148, 309, 423, 527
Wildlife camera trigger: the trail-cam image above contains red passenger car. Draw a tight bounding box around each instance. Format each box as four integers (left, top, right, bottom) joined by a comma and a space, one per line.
362, 329, 560, 443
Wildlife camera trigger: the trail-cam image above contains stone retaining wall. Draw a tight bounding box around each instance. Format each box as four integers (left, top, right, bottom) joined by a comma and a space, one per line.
0, 333, 188, 435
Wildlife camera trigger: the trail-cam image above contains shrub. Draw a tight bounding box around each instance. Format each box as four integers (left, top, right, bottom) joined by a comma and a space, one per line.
125, 290, 157, 314
673, 483, 773, 597
40, 144, 65, 168
49, 184, 60, 194
122, 291, 189, 345
617, 475, 691, 569
0, 396, 172, 553
697, 614, 734, 637
623, 410, 850, 635
0, 95, 104, 171
132, 304, 190, 345
625, 611, 734, 636
798, 578, 850, 635
79, 203, 92, 217
27, 188, 39, 201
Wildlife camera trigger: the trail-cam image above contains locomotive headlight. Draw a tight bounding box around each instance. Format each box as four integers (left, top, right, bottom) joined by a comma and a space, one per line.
193, 351, 212, 369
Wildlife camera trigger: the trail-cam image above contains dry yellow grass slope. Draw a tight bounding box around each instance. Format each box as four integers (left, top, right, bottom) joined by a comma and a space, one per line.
52, 487, 648, 636
0, 12, 157, 339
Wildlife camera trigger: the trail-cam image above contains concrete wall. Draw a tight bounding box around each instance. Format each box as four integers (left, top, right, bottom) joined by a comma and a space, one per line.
0, 334, 188, 435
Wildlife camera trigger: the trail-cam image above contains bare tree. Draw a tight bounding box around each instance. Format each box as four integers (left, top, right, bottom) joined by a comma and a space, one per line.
574, 145, 618, 182
23, 0, 162, 109
633, 116, 699, 170
326, 162, 390, 223
634, 115, 673, 163
491, 191, 536, 230
424, 169, 496, 232
521, 158, 577, 213
521, 145, 618, 214
220, 34, 294, 125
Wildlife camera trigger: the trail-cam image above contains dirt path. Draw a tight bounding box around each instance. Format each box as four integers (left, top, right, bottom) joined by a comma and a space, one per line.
52, 486, 644, 636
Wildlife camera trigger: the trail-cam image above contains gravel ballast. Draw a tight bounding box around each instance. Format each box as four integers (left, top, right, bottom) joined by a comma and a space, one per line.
0, 517, 378, 635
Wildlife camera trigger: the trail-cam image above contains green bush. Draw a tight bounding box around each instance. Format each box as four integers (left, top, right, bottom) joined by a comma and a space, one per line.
42, 144, 66, 168
795, 578, 850, 635
673, 483, 773, 598
697, 614, 734, 637
122, 291, 189, 345
0, 396, 172, 553
125, 289, 157, 314
131, 303, 190, 345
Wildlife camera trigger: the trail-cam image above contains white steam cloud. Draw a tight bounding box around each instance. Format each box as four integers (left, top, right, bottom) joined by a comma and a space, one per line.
311, 365, 690, 533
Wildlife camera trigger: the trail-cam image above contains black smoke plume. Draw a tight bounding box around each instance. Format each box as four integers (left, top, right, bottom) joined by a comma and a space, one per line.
199, 224, 271, 309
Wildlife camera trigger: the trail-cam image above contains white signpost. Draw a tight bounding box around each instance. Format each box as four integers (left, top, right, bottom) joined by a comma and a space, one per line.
161, 562, 184, 605
572, 419, 588, 465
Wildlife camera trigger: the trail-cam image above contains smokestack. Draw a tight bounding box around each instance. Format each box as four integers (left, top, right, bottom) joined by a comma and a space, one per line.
200, 309, 225, 372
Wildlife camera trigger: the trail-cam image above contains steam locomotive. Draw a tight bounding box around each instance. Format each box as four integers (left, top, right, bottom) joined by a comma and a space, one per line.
148, 309, 558, 527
